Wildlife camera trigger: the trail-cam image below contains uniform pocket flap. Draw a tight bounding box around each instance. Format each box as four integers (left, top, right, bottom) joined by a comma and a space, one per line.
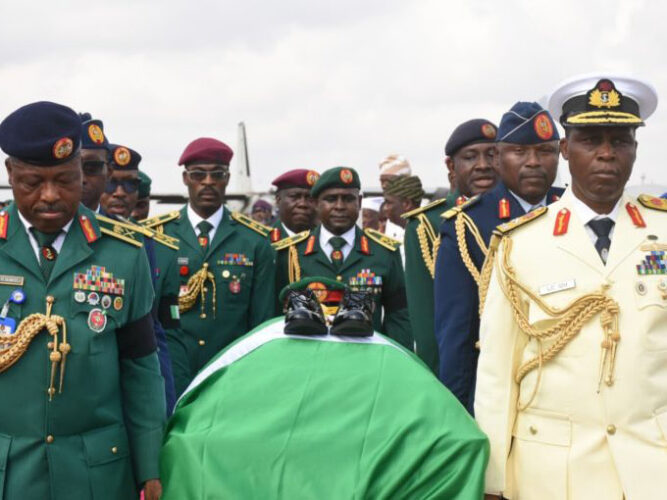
83, 424, 130, 466
0, 433, 11, 470
514, 409, 571, 446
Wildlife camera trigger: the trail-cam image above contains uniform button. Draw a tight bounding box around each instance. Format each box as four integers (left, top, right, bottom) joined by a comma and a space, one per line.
111, 446, 118, 454
529, 425, 537, 435
198, 340, 206, 346
46, 435, 54, 444
336, 276, 342, 281
607, 424, 616, 435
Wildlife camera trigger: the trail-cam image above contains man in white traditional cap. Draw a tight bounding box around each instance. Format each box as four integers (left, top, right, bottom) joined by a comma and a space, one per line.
361, 196, 384, 231
476, 74, 667, 500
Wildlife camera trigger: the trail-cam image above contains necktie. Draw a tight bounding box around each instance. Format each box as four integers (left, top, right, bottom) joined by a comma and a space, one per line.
30, 228, 61, 280
197, 221, 213, 251
588, 218, 615, 264
329, 236, 346, 270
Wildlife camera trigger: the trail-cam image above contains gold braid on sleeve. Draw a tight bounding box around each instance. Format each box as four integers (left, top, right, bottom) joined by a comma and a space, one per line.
495, 237, 620, 409
416, 214, 439, 279
179, 263, 217, 319
0, 296, 69, 400
454, 212, 489, 285
288, 245, 301, 284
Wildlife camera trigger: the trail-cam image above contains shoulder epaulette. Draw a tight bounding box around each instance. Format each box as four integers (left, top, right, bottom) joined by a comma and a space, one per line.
272, 230, 310, 251
441, 195, 480, 220
231, 212, 271, 236
637, 194, 667, 212
496, 206, 548, 234
401, 197, 449, 220
95, 214, 143, 247
364, 228, 401, 251
140, 210, 181, 229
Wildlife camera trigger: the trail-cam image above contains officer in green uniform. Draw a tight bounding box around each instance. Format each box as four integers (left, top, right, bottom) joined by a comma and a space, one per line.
402, 118, 498, 372
146, 137, 276, 395
269, 169, 320, 243
274, 167, 412, 349
0, 102, 165, 499
132, 170, 152, 221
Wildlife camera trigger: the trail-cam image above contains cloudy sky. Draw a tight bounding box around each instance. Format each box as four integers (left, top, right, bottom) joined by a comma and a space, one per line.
0, 0, 664, 199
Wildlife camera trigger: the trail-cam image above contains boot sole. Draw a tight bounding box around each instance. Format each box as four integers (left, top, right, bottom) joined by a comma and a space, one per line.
284, 318, 327, 336
330, 320, 373, 337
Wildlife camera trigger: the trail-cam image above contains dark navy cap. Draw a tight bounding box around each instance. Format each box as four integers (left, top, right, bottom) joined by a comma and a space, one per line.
497, 102, 560, 144
0, 101, 81, 166
108, 144, 141, 170
445, 119, 497, 156
80, 113, 109, 150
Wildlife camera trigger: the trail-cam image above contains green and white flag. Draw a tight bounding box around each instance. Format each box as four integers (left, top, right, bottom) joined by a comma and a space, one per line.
160, 318, 488, 499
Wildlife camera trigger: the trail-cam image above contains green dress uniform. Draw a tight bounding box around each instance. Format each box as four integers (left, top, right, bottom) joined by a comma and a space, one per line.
148, 206, 276, 395
0, 203, 165, 499
402, 190, 459, 372
268, 220, 289, 244
274, 226, 412, 349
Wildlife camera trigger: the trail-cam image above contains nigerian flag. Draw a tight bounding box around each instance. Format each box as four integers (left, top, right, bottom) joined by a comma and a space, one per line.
161, 317, 488, 499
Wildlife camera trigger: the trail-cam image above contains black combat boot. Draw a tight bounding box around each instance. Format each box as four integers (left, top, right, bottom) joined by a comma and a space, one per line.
330, 289, 374, 337
284, 289, 328, 336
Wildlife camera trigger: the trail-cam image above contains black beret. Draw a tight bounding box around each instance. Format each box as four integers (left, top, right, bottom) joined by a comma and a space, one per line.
108, 144, 142, 170
0, 101, 81, 166
445, 118, 497, 157
80, 115, 109, 150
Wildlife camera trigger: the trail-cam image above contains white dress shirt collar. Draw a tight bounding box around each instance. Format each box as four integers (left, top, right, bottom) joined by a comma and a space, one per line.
508, 189, 547, 213
319, 224, 356, 262
17, 209, 74, 261
187, 204, 224, 241
570, 191, 622, 246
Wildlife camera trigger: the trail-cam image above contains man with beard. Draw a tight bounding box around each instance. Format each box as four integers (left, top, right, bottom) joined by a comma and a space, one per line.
0, 101, 165, 499
146, 137, 275, 394
79, 113, 111, 212
434, 103, 564, 414
274, 167, 411, 349
477, 75, 666, 500
402, 119, 498, 373
269, 169, 319, 243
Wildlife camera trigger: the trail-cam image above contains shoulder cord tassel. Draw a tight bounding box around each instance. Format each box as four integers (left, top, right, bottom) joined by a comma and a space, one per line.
179, 263, 217, 319
455, 212, 489, 285
416, 214, 439, 279
288, 245, 301, 284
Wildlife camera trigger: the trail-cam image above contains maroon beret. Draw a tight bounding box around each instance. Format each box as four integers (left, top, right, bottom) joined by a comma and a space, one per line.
178, 137, 233, 166
272, 169, 320, 190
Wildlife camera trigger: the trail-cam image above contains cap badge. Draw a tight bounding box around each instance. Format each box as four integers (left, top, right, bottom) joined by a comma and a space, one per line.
87, 124, 105, 144
588, 79, 621, 109
306, 170, 320, 186
534, 113, 554, 140
52, 137, 73, 160
307, 281, 329, 302
113, 146, 131, 166
481, 123, 496, 139
340, 169, 354, 184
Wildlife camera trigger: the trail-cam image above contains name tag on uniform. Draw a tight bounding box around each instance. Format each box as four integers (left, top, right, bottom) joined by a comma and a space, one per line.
538, 279, 576, 296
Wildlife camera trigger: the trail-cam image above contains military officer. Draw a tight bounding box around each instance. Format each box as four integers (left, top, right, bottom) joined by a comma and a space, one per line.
434, 103, 563, 413
476, 76, 667, 499
132, 170, 152, 221
269, 168, 320, 243
0, 101, 165, 499
99, 145, 179, 414
402, 119, 498, 373
79, 113, 111, 212
274, 167, 412, 349
146, 137, 276, 395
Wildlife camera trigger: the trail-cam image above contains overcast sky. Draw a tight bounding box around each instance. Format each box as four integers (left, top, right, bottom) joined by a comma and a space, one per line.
0, 0, 664, 198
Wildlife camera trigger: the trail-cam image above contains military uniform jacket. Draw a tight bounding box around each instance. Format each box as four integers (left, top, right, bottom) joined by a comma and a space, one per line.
475, 190, 667, 499
0, 203, 165, 500
274, 225, 412, 349
153, 206, 276, 395
269, 220, 290, 244
434, 182, 563, 412
403, 190, 458, 373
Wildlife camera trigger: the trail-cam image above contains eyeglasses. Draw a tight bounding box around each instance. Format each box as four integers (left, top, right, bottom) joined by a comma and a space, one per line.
104, 178, 141, 194
82, 160, 106, 176
185, 169, 229, 182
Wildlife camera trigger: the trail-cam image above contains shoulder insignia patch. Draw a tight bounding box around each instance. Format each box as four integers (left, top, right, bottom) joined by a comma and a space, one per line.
496, 206, 548, 234
231, 212, 271, 236
441, 195, 480, 219
637, 194, 667, 212
95, 214, 144, 247
79, 214, 100, 243
401, 197, 449, 219
270, 227, 282, 243
272, 230, 310, 251
140, 210, 181, 229
364, 228, 401, 251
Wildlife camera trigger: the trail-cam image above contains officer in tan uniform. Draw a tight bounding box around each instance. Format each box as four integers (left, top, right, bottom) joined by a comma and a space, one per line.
476, 75, 667, 499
